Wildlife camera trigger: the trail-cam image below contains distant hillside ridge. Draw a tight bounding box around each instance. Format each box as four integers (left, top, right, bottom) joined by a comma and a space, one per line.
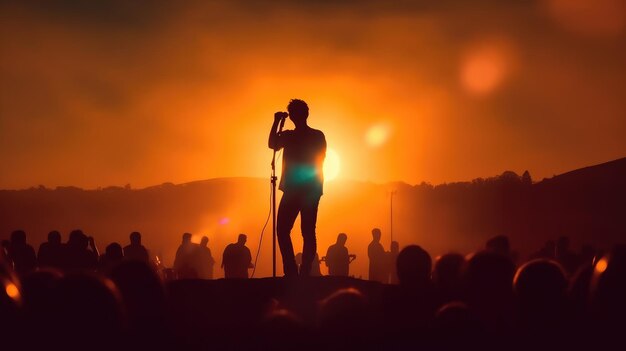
1, 157, 624, 277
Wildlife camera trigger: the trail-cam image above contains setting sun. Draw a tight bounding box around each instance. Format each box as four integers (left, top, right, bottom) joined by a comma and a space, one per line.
324, 148, 341, 181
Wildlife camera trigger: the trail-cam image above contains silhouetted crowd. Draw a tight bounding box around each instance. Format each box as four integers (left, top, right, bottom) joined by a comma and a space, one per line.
1, 228, 624, 351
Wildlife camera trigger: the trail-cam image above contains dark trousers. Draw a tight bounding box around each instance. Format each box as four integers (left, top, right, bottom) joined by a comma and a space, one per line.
277, 191, 321, 277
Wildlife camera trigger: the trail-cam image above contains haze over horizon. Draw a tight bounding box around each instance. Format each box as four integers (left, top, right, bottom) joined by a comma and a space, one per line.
2, 155, 624, 191
1, 0, 625, 189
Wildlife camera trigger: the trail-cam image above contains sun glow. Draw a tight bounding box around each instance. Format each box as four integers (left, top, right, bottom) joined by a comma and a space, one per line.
324, 148, 341, 181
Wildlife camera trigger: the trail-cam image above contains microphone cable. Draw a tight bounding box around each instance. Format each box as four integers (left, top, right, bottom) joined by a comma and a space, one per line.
251, 149, 282, 278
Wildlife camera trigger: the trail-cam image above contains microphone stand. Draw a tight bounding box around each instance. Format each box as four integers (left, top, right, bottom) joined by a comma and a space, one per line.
271, 116, 286, 278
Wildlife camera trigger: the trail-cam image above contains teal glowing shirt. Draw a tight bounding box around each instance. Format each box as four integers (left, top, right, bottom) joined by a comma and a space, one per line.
276, 127, 326, 196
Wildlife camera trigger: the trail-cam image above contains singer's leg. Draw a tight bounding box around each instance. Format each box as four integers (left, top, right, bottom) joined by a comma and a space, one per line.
300, 194, 321, 277
277, 192, 300, 277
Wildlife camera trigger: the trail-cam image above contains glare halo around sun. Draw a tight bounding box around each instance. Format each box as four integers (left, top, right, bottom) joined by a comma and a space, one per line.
324, 148, 341, 181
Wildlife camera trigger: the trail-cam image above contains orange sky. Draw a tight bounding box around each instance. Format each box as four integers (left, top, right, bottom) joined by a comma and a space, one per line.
1, 0, 625, 189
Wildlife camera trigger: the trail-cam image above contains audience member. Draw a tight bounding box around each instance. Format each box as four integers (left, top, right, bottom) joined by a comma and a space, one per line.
173, 233, 197, 279
63, 230, 98, 272
513, 259, 569, 348
195, 236, 215, 279
318, 288, 371, 350
0, 225, 621, 351
433, 252, 465, 306
222, 234, 253, 279
7, 230, 37, 276
99, 242, 124, 274
49, 274, 125, 349
325, 233, 355, 277
123, 231, 150, 264
463, 250, 516, 339
37, 230, 64, 269
368, 228, 387, 283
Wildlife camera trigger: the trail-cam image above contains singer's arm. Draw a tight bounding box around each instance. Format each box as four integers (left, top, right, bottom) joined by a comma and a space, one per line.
268, 119, 280, 150
268, 113, 284, 150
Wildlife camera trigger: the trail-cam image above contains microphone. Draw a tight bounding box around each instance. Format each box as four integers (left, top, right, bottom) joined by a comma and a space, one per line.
278, 112, 288, 131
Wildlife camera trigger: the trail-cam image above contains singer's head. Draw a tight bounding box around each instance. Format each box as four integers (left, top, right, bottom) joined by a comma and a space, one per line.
287, 99, 309, 124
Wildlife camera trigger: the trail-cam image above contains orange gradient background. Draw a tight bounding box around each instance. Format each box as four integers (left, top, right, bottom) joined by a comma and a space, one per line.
1, 1, 624, 190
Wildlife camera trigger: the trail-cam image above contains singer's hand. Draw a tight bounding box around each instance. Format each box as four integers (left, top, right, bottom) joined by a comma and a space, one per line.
274, 111, 288, 121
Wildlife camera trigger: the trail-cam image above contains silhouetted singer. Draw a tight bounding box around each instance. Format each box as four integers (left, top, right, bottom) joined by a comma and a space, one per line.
268, 99, 326, 277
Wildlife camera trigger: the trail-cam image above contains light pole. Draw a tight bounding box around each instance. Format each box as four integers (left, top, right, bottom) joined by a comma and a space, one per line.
390, 190, 396, 245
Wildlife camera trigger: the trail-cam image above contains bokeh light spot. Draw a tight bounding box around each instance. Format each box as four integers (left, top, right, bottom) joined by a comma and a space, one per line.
461, 44, 510, 96
365, 123, 391, 147
595, 257, 608, 273
5, 282, 20, 300
219, 217, 230, 225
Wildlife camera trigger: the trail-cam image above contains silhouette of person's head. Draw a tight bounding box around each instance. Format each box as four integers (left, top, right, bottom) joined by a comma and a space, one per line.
466, 251, 515, 291
21, 268, 62, 302
21, 268, 63, 329
318, 288, 370, 347
47, 231, 61, 245
130, 231, 141, 245
68, 229, 88, 249
200, 236, 209, 247
337, 233, 347, 246
237, 234, 247, 245
52, 274, 124, 348
390, 241, 399, 254
514, 259, 567, 312
182, 232, 191, 244
396, 245, 432, 287
10, 230, 27, 246
371, 228, 381, 242
434, 253, 466, 289
110, 260, 166, 331
260, 308, 309, 351
105, 243, 123, 260
464, 250, 515, 325
433, 301, 485, 349
287, 99, 309, 126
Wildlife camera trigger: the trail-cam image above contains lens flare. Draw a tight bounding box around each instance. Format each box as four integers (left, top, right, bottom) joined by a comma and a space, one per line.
595, 257, 608, 273
365, 123, 391, 147
5, 282, 20, 301
324, 148, 341, 181
461, 43, 510, 95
